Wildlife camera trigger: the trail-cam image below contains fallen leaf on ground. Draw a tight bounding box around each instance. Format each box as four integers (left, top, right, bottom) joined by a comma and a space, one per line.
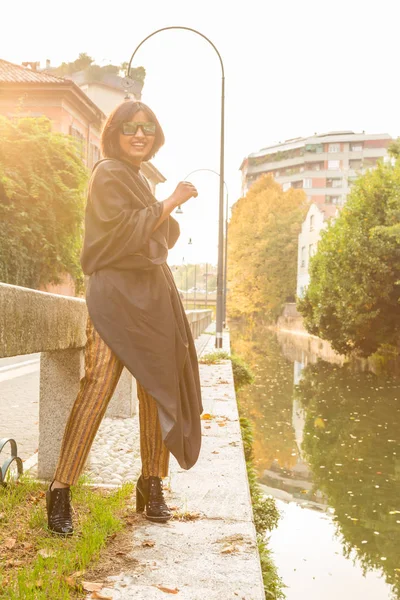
4, 538, 16, 549
91, 592, 113, 600
217, 422, 226, 427
83, 581, 104, 592
154, 585, 179, 594
38, 549, 55, 558
204, 425, 211, 429
201, 413, 212, 420
212, 451, 219, 454
142, 540, 155, 547
221, 544, 236, 554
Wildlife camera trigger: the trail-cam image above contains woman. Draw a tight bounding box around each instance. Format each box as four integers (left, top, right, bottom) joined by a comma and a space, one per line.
46, 100, 202, 536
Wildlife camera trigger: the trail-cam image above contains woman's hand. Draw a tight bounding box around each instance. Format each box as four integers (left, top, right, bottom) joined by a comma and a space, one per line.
171, 181, 198, 207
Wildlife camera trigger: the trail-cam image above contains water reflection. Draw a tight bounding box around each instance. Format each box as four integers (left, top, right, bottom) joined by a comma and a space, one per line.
231, 322, 400, 599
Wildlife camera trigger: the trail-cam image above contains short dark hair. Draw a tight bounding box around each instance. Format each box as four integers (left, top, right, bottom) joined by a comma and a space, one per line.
101, 100, 165, 162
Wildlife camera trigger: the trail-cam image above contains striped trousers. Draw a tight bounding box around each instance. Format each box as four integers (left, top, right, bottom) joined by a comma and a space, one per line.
54, 317, 169, 486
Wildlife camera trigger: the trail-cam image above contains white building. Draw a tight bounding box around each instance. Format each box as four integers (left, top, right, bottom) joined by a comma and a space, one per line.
297, 203, 338, 298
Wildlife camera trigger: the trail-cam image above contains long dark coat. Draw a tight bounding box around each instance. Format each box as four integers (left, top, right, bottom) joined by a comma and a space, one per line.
81, 158, 202, 470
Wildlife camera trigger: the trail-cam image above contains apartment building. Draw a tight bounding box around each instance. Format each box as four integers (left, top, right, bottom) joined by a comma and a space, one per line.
240, 131, 392, 206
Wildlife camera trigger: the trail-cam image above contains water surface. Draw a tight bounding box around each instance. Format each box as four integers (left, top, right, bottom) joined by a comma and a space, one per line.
231, 322, 400, 599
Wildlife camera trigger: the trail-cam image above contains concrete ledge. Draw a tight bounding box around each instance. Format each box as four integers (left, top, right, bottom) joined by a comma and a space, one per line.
0, 283, 87, 357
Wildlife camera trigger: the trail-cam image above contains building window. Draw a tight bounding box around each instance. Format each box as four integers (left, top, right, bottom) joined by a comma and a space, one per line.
328, 160, 340, 170
309, 243, 315, 257
349, 159, 362, 170
328, 143, 340, 153
69, 126, 86, 156
292, 180, 303, 189
326, 195, 341, 205
282, 182, 291, 192
364, 157, 378, 168
350, 142, 363, 152
310, 215, 314, 231
303, 178, 312, 189
305, 143, 324, 154
326, 178, 342, 188
305, 161, 324, 171
301, 246, 306, 267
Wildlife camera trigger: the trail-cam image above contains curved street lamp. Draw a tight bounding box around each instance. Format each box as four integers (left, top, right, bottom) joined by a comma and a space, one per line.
124, 26, 225, 348
182, 168, 229, 328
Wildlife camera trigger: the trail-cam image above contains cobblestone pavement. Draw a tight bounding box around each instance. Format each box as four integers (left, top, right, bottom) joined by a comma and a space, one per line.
84, 327, 219, 485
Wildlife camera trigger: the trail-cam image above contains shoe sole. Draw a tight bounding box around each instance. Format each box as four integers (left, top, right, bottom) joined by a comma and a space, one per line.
144, 513, 173, 523
46, 525, 73, 537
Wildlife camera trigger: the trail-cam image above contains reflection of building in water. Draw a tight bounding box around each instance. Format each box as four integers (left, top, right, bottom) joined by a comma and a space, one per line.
260, 458, 328, 511
261, 349, 328, 511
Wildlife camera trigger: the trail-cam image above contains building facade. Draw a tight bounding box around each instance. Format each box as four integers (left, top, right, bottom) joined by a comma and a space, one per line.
240, 131, 392, 206
297, 203, 338, 298
0, 58, 105, 171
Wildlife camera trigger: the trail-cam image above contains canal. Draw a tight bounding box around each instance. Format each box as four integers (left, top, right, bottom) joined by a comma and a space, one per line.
230, 322, 400, 600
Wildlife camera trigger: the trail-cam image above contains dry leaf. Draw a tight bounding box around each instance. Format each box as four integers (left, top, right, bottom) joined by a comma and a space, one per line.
142, 540, 155, 547
4, 538, 16, 549
65, 576, 77, 587
217, 422, 226, 427
83, 581, 104, 592
71, 570, 84, 578
91, 592, 113, 600
38, 548, 55, 558
204, 426, 211, 429
211, 451, 219, 454
35, 579, 43, 588
116, 551, 127, 556
154, 585, 179, 594
221, 544, 236, 554
201, 413, 212, 420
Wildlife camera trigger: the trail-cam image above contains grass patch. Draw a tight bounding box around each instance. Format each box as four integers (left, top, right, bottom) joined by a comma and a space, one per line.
0, 473, 135, 599
239, 416, 285, 599
200, 351, 254, 391
199, 350, 231, 364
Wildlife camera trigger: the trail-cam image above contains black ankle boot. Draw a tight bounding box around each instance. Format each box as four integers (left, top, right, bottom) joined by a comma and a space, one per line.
46, 481, 73, 536
136, 475, 172, 523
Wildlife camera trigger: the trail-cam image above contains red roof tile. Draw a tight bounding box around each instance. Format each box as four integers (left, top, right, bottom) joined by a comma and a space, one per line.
0, 59, 67, 84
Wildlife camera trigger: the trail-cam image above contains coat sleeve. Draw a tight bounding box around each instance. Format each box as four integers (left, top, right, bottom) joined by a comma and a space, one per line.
81, 162, 164, 274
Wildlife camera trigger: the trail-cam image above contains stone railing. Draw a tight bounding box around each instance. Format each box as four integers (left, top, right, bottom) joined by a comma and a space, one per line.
0, 282, 212, 480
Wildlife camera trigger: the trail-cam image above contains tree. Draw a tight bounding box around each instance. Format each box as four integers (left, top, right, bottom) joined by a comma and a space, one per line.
0, 116, 88, 290
53, 54, 146, 84
228, 175, 307, 320
298, 149, 400, 356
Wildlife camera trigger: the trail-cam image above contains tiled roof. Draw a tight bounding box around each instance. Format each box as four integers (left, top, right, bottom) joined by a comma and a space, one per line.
0, 59, 67, 84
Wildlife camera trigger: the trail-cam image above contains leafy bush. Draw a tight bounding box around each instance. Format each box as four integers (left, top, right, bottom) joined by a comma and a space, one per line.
0, 116, 88, 290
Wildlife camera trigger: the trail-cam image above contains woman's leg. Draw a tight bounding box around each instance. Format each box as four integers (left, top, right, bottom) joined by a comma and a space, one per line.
136, 382, 169, 479
53, 317, 124, 487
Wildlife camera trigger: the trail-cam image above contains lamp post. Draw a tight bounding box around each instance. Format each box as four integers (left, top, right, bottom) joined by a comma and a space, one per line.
125, 26, 225, 349
182, 168, 229, 326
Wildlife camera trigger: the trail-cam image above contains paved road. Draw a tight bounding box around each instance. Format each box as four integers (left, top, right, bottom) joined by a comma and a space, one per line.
0, 354, 40, 461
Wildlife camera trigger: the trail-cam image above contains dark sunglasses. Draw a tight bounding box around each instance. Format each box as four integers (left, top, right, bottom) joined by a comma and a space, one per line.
121, 121, 156, 136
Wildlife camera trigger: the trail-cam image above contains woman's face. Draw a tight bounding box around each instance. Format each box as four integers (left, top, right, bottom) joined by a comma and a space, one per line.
118, 110, 156, 166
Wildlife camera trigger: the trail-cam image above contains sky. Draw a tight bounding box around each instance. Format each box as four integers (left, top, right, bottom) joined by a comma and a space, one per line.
2, 0, 399, 264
